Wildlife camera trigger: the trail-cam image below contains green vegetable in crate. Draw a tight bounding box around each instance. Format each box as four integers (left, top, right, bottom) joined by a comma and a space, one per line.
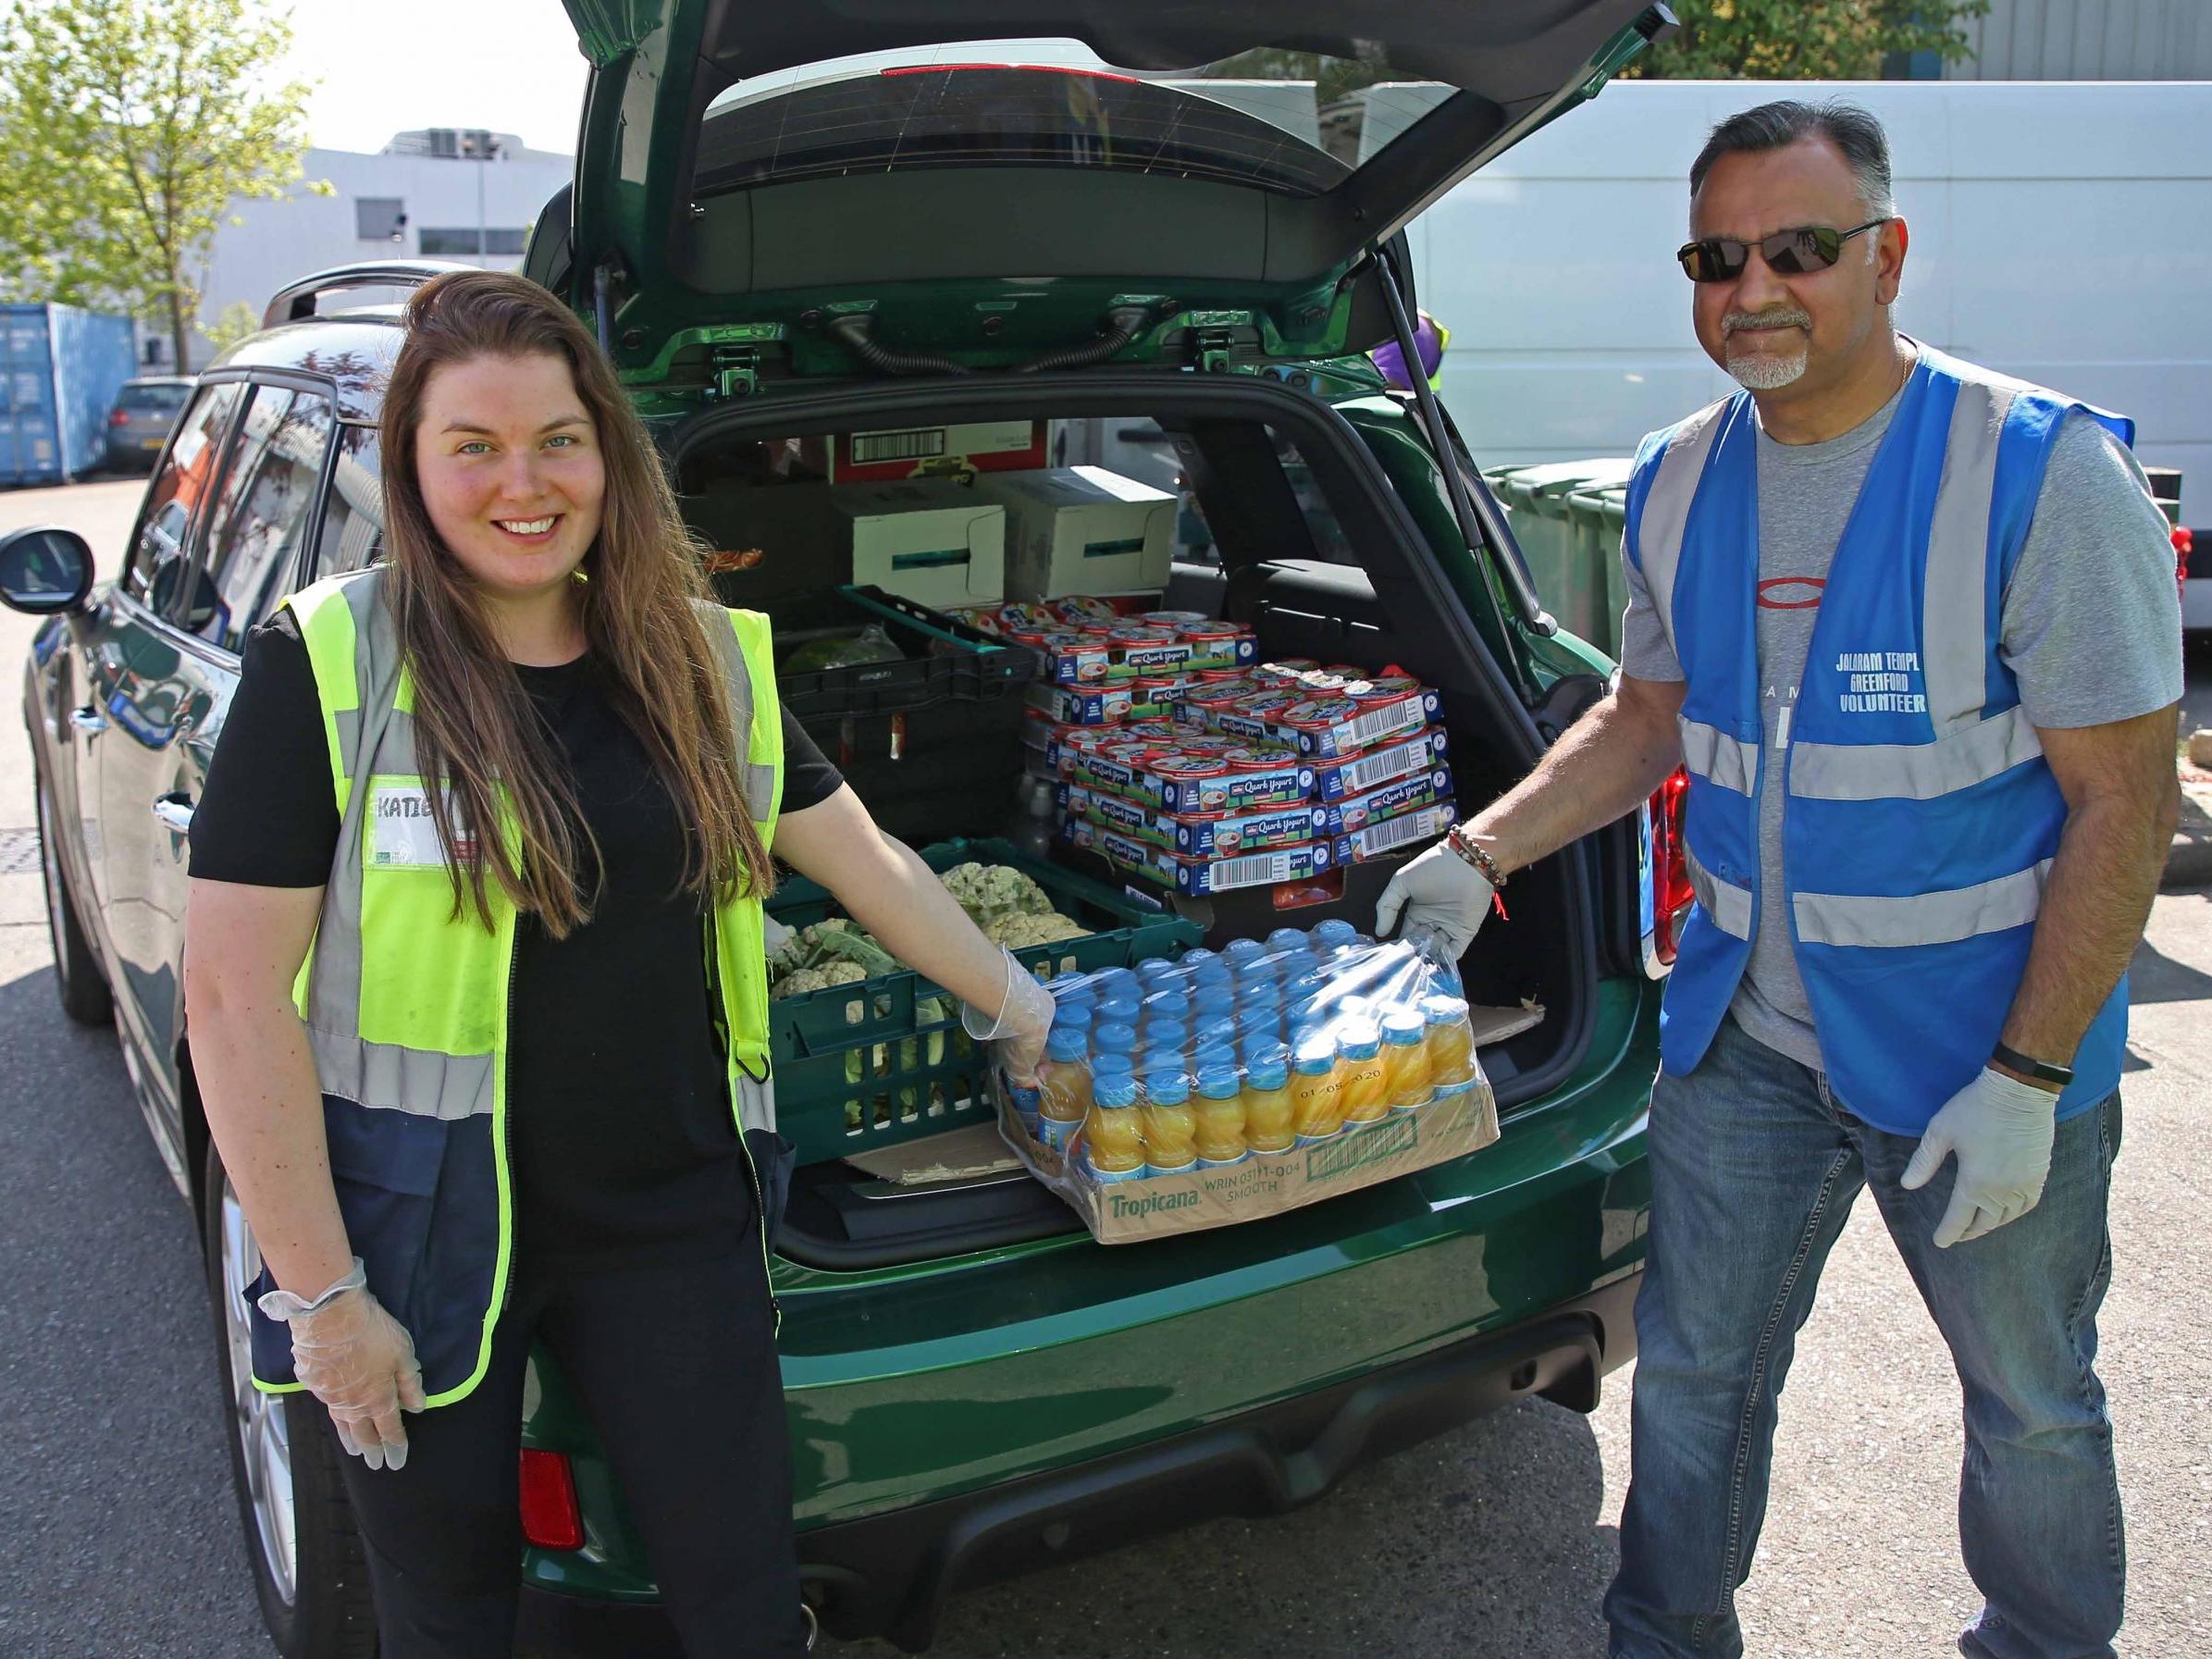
766, 917, 900, 994
768, 960, 869, 999
982, 911, 1090, 949
939, 861, 1057, 930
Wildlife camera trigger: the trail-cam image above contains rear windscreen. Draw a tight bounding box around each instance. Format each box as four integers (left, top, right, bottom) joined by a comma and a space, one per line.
696, 45, 1456, 199
120, 385, 192, 411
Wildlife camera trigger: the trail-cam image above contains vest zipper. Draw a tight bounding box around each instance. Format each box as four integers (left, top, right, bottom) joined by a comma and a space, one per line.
704, 913, 783, 1336
499, 923, 519, 1315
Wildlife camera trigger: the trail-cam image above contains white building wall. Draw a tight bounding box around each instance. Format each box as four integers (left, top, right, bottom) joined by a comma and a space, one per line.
1945, 0, 2212, 80
1406, 79, 2212, 519
187, 142, 574, 372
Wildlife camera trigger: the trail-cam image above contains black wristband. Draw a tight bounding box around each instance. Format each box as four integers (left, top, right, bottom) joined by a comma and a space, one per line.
1990, 1041, 2073, 1089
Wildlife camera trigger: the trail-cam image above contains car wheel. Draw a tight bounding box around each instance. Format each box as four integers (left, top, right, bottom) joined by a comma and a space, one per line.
36, 773, 113, 1026
204, 1140, 380, 1659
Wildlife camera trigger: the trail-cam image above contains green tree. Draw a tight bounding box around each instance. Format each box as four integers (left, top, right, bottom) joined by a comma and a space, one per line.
1626, 0, 1989, 80
0, 0, 322, 367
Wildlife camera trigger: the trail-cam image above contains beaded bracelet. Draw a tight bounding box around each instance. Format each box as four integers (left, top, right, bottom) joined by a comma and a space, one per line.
1446, 824, 1507, 889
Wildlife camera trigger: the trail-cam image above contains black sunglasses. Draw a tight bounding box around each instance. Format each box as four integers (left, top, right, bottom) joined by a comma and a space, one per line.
1676, 219, 1889, 283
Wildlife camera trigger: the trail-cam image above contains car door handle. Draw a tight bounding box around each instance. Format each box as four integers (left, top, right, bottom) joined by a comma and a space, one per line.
68, 705, 106, 736
150, 793, 195, 836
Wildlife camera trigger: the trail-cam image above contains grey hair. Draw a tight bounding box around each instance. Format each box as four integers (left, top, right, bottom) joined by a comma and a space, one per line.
1689, 100, 1897, 219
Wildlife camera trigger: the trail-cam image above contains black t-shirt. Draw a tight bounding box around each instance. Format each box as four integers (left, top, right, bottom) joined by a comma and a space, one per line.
191, 613, 844, 1268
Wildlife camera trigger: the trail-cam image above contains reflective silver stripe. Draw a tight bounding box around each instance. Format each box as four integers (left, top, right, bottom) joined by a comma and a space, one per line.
1634, 397, 1730, 657
1678, 715, 1759, 796
1789, 703, 2043, 800
1684, 847, 1752, 940
334, 705, 419, 778
308, 1027, 496, 1120
736, 1069, 776, 1136
691, 600, 776, 820
744, 763, 778, 820
1922, 377, 2013, 737
1792, 859, 2052, 948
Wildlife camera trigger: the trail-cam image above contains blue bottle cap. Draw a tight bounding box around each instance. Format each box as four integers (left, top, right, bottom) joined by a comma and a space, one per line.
1143, 1017, 1189, 1045
1193, 1044, 1238, 1075
1420, 994, 1470, 1023
1292, 1036, 1336, 1075
1136, 957, 1182, 984
1190, 960, 1234, 991
1143, 991, 1193, 1023
1180, 947, 1219, 970
1050, 1000, 1094, 1032
1093, 1021, 1138, 1053
1139, 1051, 1187, 1080
1093, 1051, 1134, 1078
1046, 972, 1096, 1001
1143, 1071, 1191, 1105
1094, 1074, 1139, 1108
1313, 919, 1358, 947
1099, 997, 1142, 1025
1235, 1006, 1279, 1037
1246, 1054, 1290, 1092
1221, 937, 1265, 962
1382, 1010, 1426, 1046
1046, 1026, 1089, 1063
1193, 1015, 1239, 1049
1196, 1064, 1242, 1098
1337, 1018, 1381, 1060
1094, 968, 1140, 997
1242, 1038, 1290, 1071
1288, 969, 1329, 999
1193, 985, 1236, 1018
1266, 927, 1309, 952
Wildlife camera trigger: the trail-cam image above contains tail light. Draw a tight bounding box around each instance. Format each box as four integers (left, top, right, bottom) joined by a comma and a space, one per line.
2176, 526, 2203, 587
1641, 767, 1692, 975
109, 408, 130, 427
518, 1449, 585, 1551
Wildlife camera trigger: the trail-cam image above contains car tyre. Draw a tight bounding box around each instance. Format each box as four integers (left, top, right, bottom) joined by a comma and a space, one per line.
36, 770, 113, 1026
203, 1139, 380, 1659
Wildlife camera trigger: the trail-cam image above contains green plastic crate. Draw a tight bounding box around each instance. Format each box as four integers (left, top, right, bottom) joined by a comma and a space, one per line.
1485, 458, 1634, 650
765, 837, 1199, 1165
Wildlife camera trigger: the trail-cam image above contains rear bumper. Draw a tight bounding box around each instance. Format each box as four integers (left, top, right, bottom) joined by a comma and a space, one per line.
514, 1270, 1640, 1656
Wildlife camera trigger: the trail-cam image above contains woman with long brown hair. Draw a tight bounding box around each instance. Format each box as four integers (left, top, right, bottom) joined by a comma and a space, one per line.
181, 270, 1050, 1657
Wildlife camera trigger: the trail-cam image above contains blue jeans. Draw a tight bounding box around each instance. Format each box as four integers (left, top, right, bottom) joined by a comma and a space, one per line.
1605, 1014, 2125, 1659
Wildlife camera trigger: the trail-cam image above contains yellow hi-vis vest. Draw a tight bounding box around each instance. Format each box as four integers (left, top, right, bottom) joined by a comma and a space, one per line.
244, 564, 784, 1405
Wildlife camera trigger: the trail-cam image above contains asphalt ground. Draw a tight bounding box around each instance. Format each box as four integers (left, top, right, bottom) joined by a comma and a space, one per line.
0, 478, 2206, 1658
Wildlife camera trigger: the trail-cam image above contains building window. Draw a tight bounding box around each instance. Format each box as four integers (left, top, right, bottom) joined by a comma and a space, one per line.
355, 197, 407, 241
419, 227, 527, 257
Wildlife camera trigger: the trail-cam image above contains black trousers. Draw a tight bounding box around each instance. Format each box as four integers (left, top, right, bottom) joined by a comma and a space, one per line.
328, 1245, 808, 1659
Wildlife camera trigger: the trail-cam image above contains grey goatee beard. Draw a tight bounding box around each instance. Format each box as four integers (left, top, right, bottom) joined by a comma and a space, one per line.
1723, 306, 1811, 390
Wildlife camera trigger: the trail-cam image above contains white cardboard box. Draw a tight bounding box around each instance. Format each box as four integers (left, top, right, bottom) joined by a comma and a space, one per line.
974, 465, 1176, 601
829, 478, 1006, 608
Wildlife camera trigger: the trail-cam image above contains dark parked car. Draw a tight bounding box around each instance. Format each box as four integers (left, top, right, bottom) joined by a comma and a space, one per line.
103, 375, 196, 473
3, 3, 1680, 1653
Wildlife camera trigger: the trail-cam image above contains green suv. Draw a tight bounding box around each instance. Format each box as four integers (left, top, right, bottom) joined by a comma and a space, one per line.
3, 3, 1679, 1652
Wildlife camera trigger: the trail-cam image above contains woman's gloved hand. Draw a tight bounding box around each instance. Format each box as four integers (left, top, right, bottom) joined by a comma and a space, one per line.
960, 945, 1056, 1086
258, 1257, 426, 1470
1375, 834, 1496, 962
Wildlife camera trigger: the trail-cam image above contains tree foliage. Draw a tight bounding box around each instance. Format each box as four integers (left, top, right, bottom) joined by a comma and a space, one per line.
0, 0, 321, 366
1626, 0, 1990, 80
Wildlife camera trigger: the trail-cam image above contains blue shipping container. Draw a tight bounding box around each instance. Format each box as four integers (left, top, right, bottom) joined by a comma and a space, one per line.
0, 303, 139, 487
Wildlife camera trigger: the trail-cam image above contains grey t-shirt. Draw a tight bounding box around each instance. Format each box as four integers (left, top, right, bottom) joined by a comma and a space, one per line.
1619, 364, 2184, 1072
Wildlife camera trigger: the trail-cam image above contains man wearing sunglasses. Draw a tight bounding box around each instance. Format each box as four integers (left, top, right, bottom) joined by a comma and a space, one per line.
1378, 100, 2181, 1657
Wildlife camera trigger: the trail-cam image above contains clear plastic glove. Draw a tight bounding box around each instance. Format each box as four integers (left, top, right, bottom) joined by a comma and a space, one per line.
1374, 836, 1495, 962
959, 945, 1055, 1086
258, 1257, 426, 1470
1899, 1067, 2058, 1247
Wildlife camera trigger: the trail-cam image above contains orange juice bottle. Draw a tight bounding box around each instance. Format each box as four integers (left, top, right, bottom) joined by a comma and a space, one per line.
1139, 1071, 1199, 1175
1380, 1007, 1433, 1114
1290, 1035, 1344, 1145
1082, 1073, 1146, 1182
1193, 1064, 1248, 1167
1421, 994, 1478, 1095
1242, 1047, 1295, 1155
1036, 1027, 1094, 1154
1335, 1018, 1389, 1127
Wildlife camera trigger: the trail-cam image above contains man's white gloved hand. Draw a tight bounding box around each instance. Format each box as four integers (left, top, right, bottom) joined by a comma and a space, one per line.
1374, 836, 1495, 962
258, 1257, 426, 1470
960, 946, 1055, 1086
1899, 1067, 2059, 1248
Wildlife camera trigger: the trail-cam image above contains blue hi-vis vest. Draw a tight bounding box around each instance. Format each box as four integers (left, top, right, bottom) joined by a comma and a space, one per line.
1624, 343, 2129, 1134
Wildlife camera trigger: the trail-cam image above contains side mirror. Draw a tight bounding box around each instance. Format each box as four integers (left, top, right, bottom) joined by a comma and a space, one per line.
0, 526, 95, 615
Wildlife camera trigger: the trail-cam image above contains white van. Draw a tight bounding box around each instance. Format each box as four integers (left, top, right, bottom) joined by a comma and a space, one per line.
1403, 78, 2212, 526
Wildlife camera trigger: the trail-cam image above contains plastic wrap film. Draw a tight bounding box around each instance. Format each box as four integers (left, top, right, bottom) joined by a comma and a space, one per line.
993, 923, 1500, 1244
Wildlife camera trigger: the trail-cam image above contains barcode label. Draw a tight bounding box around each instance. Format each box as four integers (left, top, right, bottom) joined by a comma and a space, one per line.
1341, 737, 1429, 794
1212, 851, 1290, 886
1348, 700, 1423, 748
1359, 811, 1436, 853
851, 427, 948, 464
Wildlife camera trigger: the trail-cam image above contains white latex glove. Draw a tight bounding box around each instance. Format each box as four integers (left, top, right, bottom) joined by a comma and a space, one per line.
258, 1257, 426, 1470
1374, 836, 1495, 962
959, 946, 1055, 1086
1899, 1067, 2059, 1247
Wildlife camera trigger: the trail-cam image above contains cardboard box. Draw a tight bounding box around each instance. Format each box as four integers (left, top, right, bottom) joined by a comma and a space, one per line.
1060, 819, 1338, 897
997, 1077, 1501, 1244
803, 419, 1047, 483
1309, 728, 1452, 801
1058, 783, 1332, 858
1332, 799, 1462, 865
686, 479, 1006, 610
976, 465, 1177, 601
